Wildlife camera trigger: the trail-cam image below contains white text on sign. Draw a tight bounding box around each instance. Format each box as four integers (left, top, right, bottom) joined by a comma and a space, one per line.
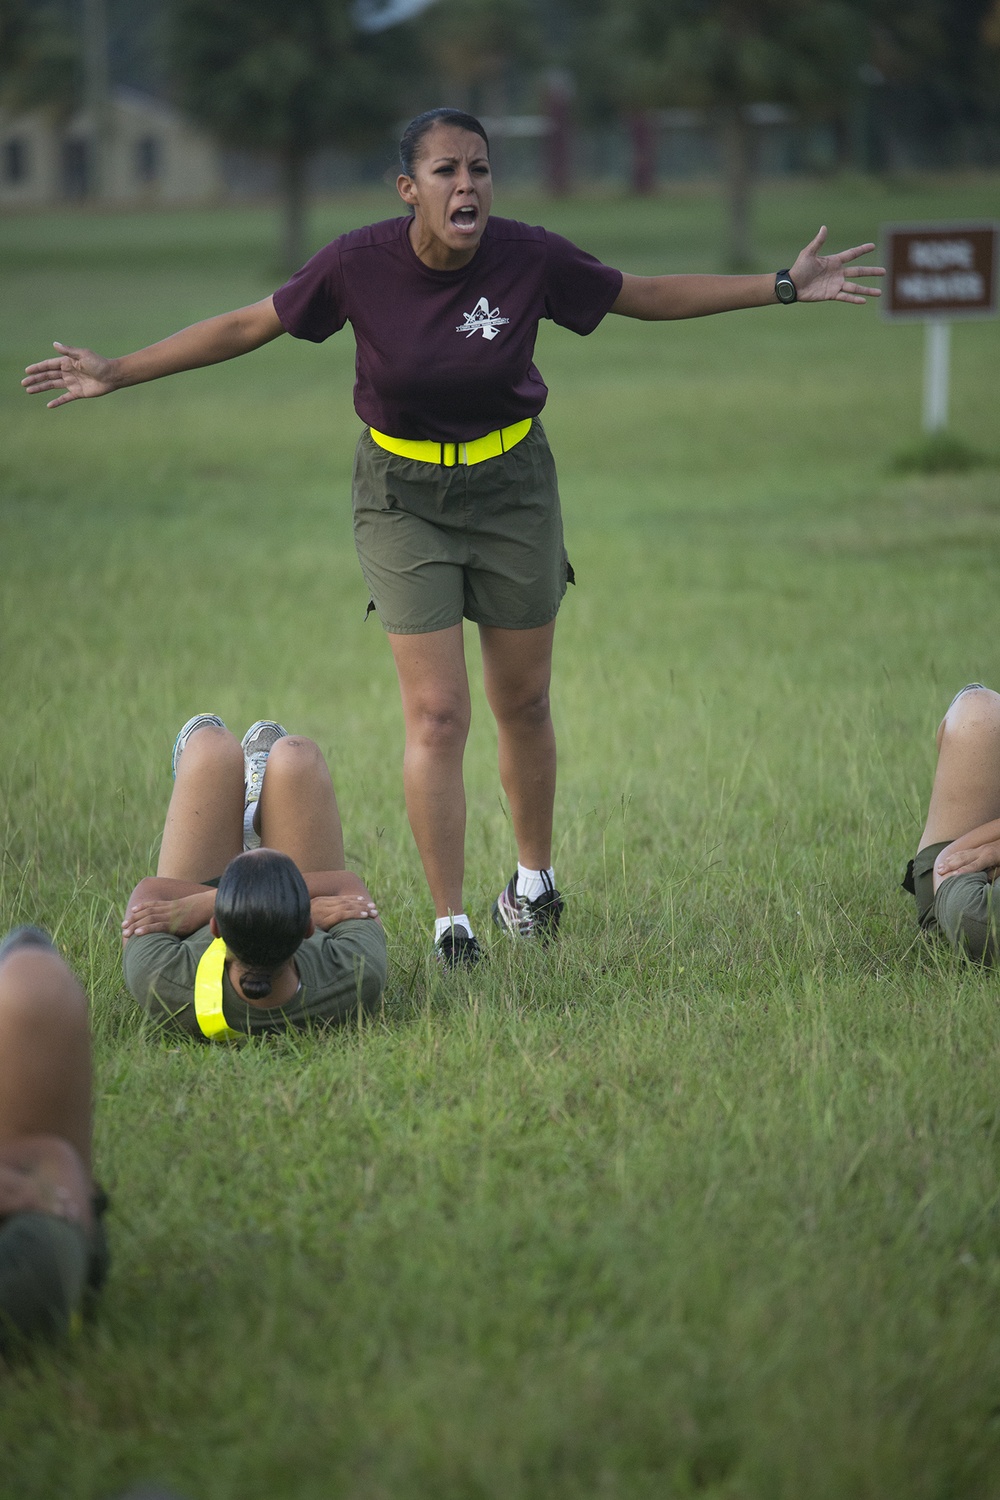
899, 238, 984, 302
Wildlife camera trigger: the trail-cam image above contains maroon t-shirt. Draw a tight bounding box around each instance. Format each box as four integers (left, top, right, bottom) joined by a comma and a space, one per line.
272, 215, 623, 443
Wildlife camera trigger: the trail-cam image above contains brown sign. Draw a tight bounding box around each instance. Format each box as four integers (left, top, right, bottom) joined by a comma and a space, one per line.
882, 222, 998, 320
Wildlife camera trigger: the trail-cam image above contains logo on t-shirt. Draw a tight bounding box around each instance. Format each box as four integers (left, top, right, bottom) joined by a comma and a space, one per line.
455, 297, 509, 341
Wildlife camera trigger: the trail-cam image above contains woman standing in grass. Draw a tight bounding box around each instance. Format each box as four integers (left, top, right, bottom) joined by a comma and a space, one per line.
122, 715, 385, 1038
24, 107, 883, 969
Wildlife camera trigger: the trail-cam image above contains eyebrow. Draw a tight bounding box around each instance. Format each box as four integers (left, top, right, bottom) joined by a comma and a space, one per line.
429, 154, 489, 167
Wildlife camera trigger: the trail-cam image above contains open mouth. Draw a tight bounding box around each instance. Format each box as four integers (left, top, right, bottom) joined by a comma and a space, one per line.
451, 204, 479, 232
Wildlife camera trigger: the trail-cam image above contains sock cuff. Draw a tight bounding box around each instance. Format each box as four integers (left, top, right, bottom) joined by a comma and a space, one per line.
434, 914, 473, 942
515, 865, 556, 900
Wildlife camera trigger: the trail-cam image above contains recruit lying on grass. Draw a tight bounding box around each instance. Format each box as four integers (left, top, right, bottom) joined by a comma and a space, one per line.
122, 717, 385, 1040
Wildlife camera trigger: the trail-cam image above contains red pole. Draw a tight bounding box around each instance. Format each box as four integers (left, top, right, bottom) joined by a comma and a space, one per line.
544, 71, 572, 197
628, 109, 656, 195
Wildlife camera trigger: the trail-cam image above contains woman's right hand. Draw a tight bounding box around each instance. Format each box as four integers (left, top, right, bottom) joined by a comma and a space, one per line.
935, 841, 1000, 881
122, 891, 215, 939
22, 342, 119, 407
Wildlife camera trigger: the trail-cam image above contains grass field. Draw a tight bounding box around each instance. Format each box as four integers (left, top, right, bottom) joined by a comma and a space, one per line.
2, 173, 1000, 1499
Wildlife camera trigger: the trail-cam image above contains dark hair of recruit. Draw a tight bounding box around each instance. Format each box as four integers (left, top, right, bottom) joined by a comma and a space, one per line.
215, 850, 311, 1002
398, 108, 490, 178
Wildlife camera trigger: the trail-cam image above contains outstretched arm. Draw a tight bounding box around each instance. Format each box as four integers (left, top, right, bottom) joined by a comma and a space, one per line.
22, 296, 286, 408
611, 226, 884, 321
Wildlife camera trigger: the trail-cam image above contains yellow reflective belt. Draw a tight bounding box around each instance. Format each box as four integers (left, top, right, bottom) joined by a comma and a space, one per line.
368, 418, 532, 467
193, 936, 242, 1041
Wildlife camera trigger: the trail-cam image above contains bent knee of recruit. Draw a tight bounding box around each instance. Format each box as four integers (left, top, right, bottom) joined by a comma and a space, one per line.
179, 723, 242, 771
265, 736, 325, 775
938, 686, 1000, 750
0, 950, 87, 1031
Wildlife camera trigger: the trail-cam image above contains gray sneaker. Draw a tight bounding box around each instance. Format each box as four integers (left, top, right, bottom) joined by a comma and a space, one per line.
241, 721, 288, 849
171, 714, 226, 778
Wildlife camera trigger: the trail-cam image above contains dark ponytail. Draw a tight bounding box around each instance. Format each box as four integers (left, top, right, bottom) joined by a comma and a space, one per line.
215, 850, 310, 997
399, 108, 490, 177
237, 968, 276, 1002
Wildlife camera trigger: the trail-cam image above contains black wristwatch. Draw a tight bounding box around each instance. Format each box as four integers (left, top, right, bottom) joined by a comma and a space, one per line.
775, 269, 797, 304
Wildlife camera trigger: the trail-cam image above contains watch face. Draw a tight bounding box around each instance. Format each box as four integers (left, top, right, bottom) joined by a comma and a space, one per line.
776, 276, 796, 304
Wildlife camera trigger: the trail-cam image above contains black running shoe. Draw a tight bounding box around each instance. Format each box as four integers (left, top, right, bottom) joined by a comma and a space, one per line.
0, 1213, 90, 1353
433, 929, 483, 971
492, 873, 564, 940
0, 926, 56, 964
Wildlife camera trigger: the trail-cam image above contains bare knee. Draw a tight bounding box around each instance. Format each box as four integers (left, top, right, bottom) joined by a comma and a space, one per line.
264, 735, 326, 781
407, 697, 471, 753
177, 723, 242, 777
0, 950, 88, 1038
937, 686, 1000, 752
492, 683, 551, 732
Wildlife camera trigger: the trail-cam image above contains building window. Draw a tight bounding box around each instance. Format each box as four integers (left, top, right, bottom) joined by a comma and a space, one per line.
135, 135, 161, 184
62, 137, 90, 198
3, 137, 29, 184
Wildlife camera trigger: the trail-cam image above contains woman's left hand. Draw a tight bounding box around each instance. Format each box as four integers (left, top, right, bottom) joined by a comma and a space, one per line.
310, 894, 380, 930
790, 227, 885, 304
122, 892, 214, 938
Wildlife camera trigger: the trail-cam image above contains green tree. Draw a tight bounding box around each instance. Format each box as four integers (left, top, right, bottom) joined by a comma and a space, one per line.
0, 0, 79, 117
414, 0, 541, 118
865, 0, 1000, 166
571, 0, 862, 268
169, 0, 411, 270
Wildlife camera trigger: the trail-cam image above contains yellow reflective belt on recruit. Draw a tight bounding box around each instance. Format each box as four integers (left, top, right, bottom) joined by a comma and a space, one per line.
193, 936, 242, 1041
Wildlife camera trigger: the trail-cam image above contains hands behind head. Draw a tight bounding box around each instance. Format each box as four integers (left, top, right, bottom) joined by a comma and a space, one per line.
310, 894, 380, 930
122, 892, 216, 940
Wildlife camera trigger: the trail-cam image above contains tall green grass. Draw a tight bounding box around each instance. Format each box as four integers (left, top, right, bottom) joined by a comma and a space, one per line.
1, 176, 1000, 1499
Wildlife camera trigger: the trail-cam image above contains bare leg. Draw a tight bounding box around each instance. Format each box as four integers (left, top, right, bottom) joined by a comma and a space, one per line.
257, 736, 345, 870
479, 621, 557, 871
157, 724, 245, 881
0, 946, 92, 1227
388, 626, 471, 918
919, 687, 1000, 850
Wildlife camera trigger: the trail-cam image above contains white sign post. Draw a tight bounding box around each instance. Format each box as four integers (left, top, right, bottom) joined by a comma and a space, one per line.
881, 222, 998, 435
923, 318, 950, 433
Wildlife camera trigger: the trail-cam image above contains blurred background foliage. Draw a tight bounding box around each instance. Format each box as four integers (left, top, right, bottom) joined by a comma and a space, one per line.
1, 0, 999, 269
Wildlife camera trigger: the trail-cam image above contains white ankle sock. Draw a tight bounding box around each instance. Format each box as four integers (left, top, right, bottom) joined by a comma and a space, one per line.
516, 865, 555, 902
435, 914, 473, 943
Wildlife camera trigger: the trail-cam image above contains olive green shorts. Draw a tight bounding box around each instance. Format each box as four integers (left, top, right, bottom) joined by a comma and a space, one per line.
910, 839, 1000, 963
351, 419, 573, 634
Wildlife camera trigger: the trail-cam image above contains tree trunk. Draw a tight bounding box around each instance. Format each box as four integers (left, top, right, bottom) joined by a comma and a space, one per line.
82, 0, 111, 201
280, 149, 308, 274
544, 71, 572, 198
719, 106, 755, 272
628, 110, 656, 196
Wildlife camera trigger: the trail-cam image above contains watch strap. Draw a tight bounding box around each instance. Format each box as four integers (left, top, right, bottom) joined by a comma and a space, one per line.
775, 269, 797, 304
